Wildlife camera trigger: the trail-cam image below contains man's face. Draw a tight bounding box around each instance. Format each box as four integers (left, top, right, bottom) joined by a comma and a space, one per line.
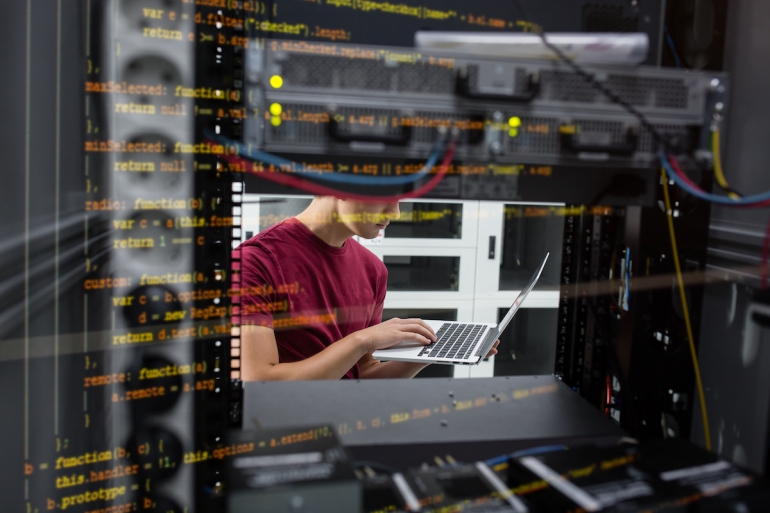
337, 200, 400, 239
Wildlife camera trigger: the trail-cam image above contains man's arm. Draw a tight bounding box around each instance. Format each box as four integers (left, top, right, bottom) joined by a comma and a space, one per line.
241, 325, 368, 381
241, 318, 437, 381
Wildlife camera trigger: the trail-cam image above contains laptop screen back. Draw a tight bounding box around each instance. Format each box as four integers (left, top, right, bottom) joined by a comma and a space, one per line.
490, 253, 549, 339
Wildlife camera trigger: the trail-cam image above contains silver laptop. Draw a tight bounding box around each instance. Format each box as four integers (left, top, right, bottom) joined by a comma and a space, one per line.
373, 253, 549, 365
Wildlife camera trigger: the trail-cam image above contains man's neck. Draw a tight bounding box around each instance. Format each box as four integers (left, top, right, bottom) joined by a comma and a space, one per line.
295, 199, 352, 248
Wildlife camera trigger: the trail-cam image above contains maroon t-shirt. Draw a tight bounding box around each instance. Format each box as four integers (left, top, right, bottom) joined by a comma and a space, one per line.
237, 217, 387, 379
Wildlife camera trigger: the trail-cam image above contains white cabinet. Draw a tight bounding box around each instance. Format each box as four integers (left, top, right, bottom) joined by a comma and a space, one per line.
364, 246, 477, 301
373, 199, 479, 249
474, 201, 564, 299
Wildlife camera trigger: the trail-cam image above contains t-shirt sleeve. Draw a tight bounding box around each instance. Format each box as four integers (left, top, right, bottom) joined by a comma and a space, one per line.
239, 243, 284, 328
368, 262, 388, 327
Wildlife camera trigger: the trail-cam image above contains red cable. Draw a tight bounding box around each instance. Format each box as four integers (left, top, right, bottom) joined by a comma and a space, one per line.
227, 141, 456, 204
740, 199, 770, 209
667, 154, 770, 289
667, 155, 770, 209
666, 155, 702, 190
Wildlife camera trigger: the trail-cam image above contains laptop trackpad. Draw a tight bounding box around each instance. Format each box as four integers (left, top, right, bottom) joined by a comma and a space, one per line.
385, 340, 424, 350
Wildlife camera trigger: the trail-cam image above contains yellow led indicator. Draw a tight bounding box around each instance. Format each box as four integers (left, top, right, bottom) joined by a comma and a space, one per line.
269, 103, 282, 116
270, 116, 282, 127
508, 116, 521, 128
269, 75, 283, 89
509, 128, 519, 138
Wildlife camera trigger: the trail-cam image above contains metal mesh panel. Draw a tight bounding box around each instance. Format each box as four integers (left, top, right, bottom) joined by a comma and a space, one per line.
281, 55, 334, 88
398, 65, 454, 94
339, 59, 393, 91
506, 117, 560, 155
541, 71, 597, 103
605, 76, 689, 109
541, 71, 690, 110
652, 80, 689, 109
281, 54, 454, 94
604, 75, 652, 106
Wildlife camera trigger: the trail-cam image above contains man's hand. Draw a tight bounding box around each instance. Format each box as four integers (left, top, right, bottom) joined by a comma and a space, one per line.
356, 317, 436, 354
484, 339, 501, 360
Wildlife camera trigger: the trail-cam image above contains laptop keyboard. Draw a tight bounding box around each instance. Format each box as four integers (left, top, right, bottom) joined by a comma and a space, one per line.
417, 323, 486, 360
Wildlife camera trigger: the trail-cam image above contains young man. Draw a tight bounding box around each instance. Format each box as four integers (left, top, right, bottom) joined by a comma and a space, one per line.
239, 196, 499, 380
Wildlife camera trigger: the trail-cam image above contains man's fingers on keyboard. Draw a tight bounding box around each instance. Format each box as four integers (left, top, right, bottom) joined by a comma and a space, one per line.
402, 318, 436, 335
407, 332, 432, 345
417, 319, 436, 336
403, 323, 437, 342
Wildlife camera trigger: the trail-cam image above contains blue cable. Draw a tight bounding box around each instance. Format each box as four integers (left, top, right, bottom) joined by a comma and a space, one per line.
484, 445, 566, 466
510, 445, 567, 458
485, 454, 510, 466
665, 28, 683, 69
211, 131, 445, 186
659, 153, 770, 206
